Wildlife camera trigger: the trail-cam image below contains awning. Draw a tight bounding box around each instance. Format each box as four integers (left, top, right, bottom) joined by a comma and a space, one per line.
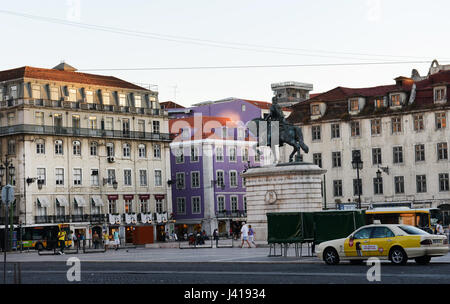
74, 196, 87, 207
55, 196, 69, 207
107, 194, 119, 200
123, 194, 134, 200
139, 194, 150, 200
37, 196, 50, 208
154, 194, 165, 200
91, 196, 104, 207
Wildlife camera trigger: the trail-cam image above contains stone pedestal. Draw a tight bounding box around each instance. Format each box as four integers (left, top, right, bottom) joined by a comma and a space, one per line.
242, 162, 326, 243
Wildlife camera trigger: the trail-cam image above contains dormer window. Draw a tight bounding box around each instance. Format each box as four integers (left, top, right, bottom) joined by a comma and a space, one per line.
135, 95, 142, 108
310, 102, 325, 120
434, 87, 447, 103
374, 97, 384, 109
85, 90, 93, 103
350, 98, 359, 111
391, 94, 401, 106
311, 104, 320, 115
181, 127, 190, 140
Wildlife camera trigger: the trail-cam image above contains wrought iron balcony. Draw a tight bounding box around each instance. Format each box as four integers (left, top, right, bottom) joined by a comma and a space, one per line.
71, 214, 90, 222
35, 215, 52, 224
215, 210, 247, 218
0, 216, 19, 225
90, 214, 106, 223
0, 124, 171, 142
53, 215, 70, 223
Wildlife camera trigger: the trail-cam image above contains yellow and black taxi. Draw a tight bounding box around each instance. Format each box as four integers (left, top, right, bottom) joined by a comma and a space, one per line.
316, 224, 448, 265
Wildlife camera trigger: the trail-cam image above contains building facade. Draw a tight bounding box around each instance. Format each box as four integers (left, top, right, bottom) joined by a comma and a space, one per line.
166, 98, 291, 237
0, 63, 172, 244
284, 61, 450, 216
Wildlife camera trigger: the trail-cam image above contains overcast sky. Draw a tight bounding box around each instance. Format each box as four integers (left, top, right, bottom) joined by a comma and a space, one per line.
1, 0, 449, 106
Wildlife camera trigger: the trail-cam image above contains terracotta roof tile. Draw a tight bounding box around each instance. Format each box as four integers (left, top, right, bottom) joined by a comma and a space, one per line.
0, 66, 150, 91
288, 70, 450, 125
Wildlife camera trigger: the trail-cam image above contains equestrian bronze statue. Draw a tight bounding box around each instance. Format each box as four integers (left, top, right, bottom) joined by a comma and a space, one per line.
249, 96, 309, 163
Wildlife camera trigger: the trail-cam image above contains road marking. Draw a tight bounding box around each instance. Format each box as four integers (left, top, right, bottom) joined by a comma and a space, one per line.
9, 270, 450, 279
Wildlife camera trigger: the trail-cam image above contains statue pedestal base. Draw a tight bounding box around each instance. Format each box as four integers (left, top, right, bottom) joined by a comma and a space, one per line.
241, 162, 326, 243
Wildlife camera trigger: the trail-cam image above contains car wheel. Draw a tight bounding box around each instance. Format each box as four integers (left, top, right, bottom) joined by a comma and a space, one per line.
323, 247, 340, 265
414, 256, 431, 265
389, 247, 407, 265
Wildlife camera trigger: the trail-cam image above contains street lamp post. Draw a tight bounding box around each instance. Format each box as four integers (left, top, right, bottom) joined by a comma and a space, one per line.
0, 161, 16, 249
0, 159, 15, 284
351, 151, 363, 210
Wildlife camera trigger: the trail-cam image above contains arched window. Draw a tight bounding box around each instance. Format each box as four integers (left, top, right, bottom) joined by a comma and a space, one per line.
55, 140, 63, 155
36, 138, 45, 154
123, 143, 131, 158
73, 140, 81, 156
90, 142, 98, 156
106, 143, 114, 157
138, 144, 146, 158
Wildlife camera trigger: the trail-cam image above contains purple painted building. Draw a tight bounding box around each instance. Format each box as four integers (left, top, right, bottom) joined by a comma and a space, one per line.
166, 98, 292, 237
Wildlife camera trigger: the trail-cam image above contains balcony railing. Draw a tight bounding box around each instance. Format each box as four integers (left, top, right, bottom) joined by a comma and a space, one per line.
53, 215, 70, 223
215, 210, 247, 218
71, 214, 91, 222
35, 215, 50, 224
0, 124, 171, 141
3, 98, 168, 116
0, 216, 19, 225
90, 214, 106, 223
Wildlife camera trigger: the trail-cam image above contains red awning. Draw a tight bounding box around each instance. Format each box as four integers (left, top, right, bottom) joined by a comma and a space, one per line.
107, 194, 118, 200
123, 194, 134, 200
154, 194, 165, 200
139, 194, 150, 200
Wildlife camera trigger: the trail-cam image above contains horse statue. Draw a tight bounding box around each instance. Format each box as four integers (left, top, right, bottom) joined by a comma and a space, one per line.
248, 97, 309, 163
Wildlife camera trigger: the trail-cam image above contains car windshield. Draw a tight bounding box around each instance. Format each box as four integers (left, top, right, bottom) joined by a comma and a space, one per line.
398, 225, 429, 235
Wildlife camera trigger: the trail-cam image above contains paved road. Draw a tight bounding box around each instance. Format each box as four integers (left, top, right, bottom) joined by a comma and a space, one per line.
2, 246, 449, 284
5, 246, 450, 264
2, 261, 450, 284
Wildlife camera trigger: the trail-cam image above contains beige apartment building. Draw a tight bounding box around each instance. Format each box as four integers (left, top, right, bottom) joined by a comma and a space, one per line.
283, 61, 450, 219
0, 62, 172, 244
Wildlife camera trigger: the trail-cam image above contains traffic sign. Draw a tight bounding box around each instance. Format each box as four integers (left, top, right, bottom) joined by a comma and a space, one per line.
1, 185, 14, 205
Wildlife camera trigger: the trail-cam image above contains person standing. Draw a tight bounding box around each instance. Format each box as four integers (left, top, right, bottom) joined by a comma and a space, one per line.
93, 231, 100, 249
57, 229, 67, 255
102, 232, 109, 250
72, 232, 78, 249
436, 220, 444, 235
213, 229, 219, 248
113, 230, 120, 251
248, 225, 256, 247
240, 223, 251, 248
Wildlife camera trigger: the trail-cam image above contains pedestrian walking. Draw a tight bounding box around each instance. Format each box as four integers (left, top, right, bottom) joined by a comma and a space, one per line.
76, 233, 81, 249
103, 232, 109, 250
72, 232, 78, 249
81, 232, 86, 250
436, 220, 444, 235
113, 230, 120, 250
213, 229, 219, 248
93, 231, 100, 249
248, 225, 256, 247
57, 229, 67, 255
240, 222, 251, 248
